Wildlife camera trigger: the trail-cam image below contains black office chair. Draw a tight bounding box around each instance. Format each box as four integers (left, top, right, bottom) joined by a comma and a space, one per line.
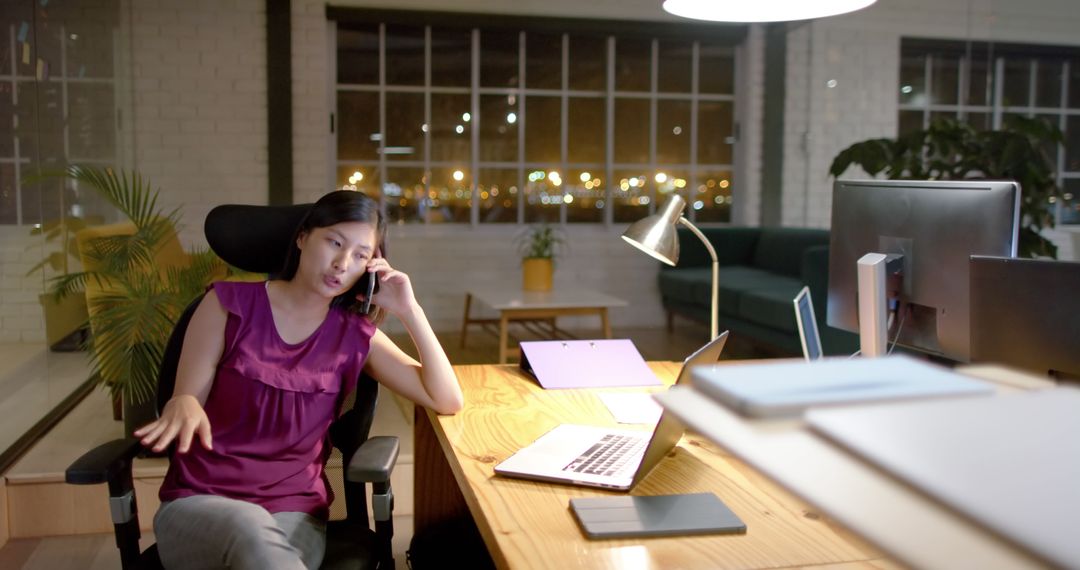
65, 203, 399, 570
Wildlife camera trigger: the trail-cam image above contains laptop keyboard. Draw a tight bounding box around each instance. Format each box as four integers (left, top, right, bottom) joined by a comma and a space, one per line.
563, 433, 646, 477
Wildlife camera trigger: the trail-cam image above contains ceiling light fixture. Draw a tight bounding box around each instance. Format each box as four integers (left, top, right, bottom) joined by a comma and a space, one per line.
661, 0, 877, 22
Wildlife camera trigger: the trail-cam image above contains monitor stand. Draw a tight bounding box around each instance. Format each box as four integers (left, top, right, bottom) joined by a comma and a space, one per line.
857, 253, 903, 357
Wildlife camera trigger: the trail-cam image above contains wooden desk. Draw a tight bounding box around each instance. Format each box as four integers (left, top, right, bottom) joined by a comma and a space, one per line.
414, 363, 898, 569
654, 364, 1055, 569
460, 289, 628, 364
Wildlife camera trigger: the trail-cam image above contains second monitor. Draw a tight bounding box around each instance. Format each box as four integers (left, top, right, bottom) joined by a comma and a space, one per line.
827, 179, 1019, 362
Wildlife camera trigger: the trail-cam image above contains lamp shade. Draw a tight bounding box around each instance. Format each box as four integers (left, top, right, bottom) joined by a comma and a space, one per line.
620, 194, 688, 266
662, 0, 877, 22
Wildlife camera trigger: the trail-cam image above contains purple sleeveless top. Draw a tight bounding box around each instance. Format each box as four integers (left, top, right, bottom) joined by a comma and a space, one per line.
159, 281, 376, 519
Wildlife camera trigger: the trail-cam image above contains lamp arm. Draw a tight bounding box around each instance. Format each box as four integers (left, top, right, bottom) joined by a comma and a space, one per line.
677, 217, 719, 340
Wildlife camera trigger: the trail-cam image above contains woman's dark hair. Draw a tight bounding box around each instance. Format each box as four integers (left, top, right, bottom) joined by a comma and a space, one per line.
280, 190, 387, 310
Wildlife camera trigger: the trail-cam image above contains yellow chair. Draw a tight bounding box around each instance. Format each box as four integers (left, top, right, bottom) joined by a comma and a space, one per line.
75, 220, 190, 274
75, 220, 195, 417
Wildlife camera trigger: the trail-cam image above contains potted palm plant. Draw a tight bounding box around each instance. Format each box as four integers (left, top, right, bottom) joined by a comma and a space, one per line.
516, 224, 565, 292
48, 165, 229, 434
829, 115, 1064, 259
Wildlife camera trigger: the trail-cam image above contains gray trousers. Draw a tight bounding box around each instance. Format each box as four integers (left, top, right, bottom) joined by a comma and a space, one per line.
153, 495, 326, 570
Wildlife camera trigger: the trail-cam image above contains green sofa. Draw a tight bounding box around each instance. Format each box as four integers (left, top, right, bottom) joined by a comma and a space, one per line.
658, 227, 858, 356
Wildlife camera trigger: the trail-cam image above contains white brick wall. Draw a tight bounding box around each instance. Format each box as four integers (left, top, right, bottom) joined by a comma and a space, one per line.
781, 22, 897, 229
0, 227, 75, 342
733, 24, 765, 226
129, 0, 269, 247
292, 0, 333, 203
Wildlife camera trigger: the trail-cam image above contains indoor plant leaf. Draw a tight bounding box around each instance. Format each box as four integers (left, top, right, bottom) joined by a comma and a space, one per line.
830, 117, 1063, 259
42, 165, 230, 413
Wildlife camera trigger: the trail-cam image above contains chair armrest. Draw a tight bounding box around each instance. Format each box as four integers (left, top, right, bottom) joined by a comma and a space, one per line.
346, 436, 399, 484
65, 438, 143, 485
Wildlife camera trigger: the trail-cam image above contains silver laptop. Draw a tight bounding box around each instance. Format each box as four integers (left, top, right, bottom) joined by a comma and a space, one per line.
794, 286, 823, 361
494, 331, 728, 491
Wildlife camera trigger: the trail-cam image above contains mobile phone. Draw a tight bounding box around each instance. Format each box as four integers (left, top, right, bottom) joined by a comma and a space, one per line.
360, 270, 378, 314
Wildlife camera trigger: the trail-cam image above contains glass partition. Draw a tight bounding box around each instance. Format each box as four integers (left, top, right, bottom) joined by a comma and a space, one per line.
0, 0, 133, 467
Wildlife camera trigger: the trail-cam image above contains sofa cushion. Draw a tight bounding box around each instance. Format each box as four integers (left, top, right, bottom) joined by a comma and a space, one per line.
736, 277, 806, 333
658, 267, 706, 303
660, 268, 740, 316
660, 265, 792, 318
718, 266, 791, 309
751, 228, 830, 278
676, 227, 761, 267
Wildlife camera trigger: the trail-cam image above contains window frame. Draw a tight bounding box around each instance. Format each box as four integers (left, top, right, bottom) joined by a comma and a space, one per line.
1, 22, 121, 226
898, 39, 1080, 226
329, 11, 744, 226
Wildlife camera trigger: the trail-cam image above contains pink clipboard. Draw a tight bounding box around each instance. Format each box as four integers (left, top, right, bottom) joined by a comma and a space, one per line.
519, 339, 662, 389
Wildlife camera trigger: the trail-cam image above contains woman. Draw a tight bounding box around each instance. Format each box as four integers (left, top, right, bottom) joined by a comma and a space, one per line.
134, 190, 463, 569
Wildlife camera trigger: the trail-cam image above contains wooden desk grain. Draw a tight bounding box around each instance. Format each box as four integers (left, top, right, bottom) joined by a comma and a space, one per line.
415, 363, 899, 570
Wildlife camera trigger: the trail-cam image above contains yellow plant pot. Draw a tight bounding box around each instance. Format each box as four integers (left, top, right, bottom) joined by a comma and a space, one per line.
522, 258, 553, 292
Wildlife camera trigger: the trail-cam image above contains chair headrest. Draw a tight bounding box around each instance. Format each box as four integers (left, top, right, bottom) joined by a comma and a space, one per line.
204, 203, 312, 274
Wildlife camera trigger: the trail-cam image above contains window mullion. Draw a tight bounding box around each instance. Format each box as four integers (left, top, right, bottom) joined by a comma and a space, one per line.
924, 55, 932, 129
518, 31, 526, 225
471, 28, 480, 227
957, 54, 968, 120
1029, 59, 1038, 117
1057, 60, 1069, 225
328, 22, 338, 191
11, 23, 21, 226
61, 25, 70, 167
604, 36, 615, 227
689, 40, 699, 223
649, 38, 658, 215
378, 24, 387, 211
424, 26, 432, 217
993, 57, 1004, 129
560, 33, 569, 225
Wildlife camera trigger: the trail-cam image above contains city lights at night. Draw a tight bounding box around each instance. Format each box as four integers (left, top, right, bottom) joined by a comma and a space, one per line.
334, 26, 738, 224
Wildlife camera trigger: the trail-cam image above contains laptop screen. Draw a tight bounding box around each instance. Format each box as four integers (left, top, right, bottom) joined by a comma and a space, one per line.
795, 287, 822, 361
674, 331, 729, 385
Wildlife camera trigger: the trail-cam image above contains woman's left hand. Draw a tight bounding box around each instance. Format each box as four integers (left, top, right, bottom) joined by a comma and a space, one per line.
359, 258, 417, 317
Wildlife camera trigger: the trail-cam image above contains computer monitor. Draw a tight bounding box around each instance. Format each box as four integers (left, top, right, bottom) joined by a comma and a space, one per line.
970, 255, 1080, 380
827, 179, 1019, 362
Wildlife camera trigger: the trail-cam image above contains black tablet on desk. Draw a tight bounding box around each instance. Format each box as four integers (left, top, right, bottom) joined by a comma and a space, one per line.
570, 493, 746, 539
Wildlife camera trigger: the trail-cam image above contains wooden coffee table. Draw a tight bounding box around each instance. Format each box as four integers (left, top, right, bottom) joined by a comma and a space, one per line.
460, 288, 628, 364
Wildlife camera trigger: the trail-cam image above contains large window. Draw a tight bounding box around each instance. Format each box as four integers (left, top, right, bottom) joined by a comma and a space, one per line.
333, 17, 738, 225
899, 39, 1080, 225
0, 10, 122, 226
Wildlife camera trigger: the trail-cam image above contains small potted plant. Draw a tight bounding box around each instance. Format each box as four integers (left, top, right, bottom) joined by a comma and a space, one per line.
516, 224, 565, 292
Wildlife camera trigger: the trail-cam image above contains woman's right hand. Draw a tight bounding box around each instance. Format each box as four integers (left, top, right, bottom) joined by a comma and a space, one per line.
132, 395, 213, 454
